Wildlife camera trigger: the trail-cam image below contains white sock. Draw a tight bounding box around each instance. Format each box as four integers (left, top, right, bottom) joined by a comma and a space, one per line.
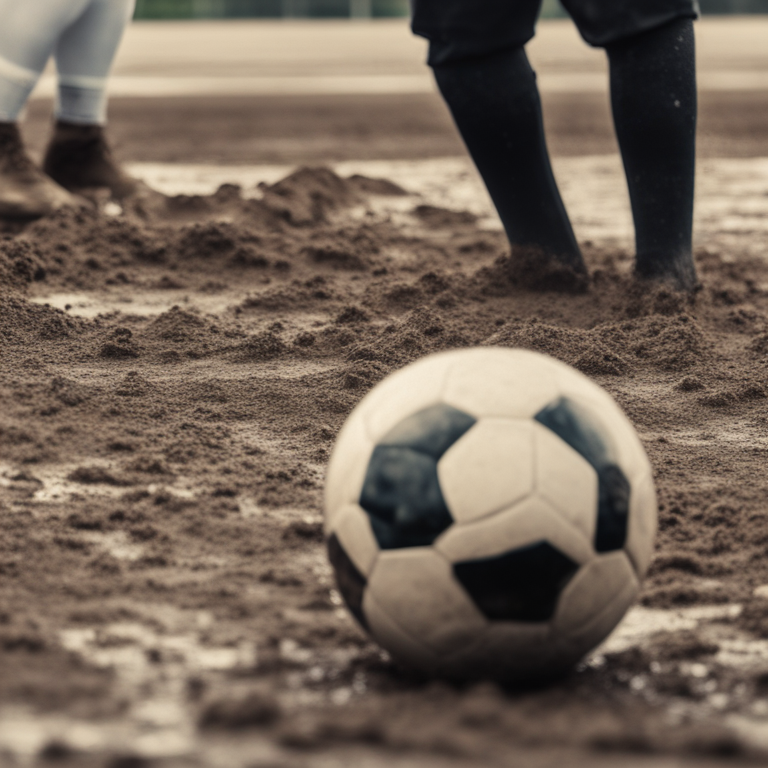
56, 75, 109, 125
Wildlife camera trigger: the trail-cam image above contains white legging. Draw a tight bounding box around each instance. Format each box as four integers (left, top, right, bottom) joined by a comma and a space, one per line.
0, 0, 135, 125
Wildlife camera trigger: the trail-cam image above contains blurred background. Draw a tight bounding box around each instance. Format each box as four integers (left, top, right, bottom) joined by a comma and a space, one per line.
24, 0, 768, 169
133, 0, 768, 19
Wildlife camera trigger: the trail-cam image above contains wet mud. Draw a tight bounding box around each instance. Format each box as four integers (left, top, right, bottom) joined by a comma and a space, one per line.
3, 164, 768, 766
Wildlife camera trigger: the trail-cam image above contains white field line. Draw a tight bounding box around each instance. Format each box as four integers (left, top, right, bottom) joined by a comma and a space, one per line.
28, 70, 768, 99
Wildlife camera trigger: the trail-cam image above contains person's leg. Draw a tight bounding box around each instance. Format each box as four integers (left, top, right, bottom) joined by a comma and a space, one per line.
44, 0, 137, 198
0, 0, 91, 219
432, 49, 584, 274
53, 0, 135, 126
412, 0, 587, 285
606, 19, 697, 290
561, 0, 699, 290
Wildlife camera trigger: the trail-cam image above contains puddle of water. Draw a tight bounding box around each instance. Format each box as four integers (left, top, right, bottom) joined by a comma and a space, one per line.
0, 600, 359, 762
30, 615, 258, 760
0, 460, 199, 508
0, 708, 110, 760
1, 567, 765, 762
60, 621, 258, 677
1, 460, 125, 503
597, 603, 744, 658
587, 602, 768, 750
82, 530, 146, 562
716, 637, 768, 670
728, 714, 768, 751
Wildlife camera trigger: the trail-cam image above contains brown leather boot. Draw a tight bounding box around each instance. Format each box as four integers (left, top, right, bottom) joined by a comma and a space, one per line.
0, 122, 76, 220
43, 121, 138, 200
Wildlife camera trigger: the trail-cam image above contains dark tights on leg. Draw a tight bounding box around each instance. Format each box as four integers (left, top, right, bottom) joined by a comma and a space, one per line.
607, 18, 697, 290
432, 47, 586, 275
432, 16, 697, 291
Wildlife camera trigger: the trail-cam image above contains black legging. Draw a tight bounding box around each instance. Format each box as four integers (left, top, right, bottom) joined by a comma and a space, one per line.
607, 19, 697, 288
432, 18, 697, 290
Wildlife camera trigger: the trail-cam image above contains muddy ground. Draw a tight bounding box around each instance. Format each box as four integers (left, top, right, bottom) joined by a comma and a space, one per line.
2, 88, 768, 767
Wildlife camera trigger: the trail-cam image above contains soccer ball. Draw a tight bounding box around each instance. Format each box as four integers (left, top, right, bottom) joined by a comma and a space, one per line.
324, 348, 656, 681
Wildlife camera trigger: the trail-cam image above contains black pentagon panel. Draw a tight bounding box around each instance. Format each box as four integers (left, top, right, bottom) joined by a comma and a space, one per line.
360, 405, 476, 549
378, 404, 476, 460
535, 396, 612, 467
535, 396, 631, 553
327, 533, 368, 630
453, 542, 579, 622
597, 465, 631, 552
361, 446, 451, 549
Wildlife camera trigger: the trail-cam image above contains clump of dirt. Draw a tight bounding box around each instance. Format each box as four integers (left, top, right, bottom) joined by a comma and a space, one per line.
340, 306, 472, 388
232, 331, 287, 362
485, 320, 630, 376
0, 239, 47, 288
301, 227, 381, 271
259, 166, 363, 226
412, 204, 477, 229
624, 314, 707, 370
480, 246, 590, 294
0, 294, 84, 343
484, 312, 707, 376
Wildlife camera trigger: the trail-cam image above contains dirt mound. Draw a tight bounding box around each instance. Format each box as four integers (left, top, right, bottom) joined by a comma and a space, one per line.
1, 168, 389, 293
0, 295, 84, 344
479, 246, 590, 294
0, 239, 47, 289
259, 166, 363, 226
485, 320, 630, 376
484, 312, 707, 376
621, 313, 707, 370
134, 306, 226, 361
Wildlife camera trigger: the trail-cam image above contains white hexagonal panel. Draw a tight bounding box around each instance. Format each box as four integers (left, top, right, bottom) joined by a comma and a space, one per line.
363, 590, 438, 673
556, 570, 640, 666
442, 348, 560, 420
324, 414, 375, 532
330, 504, 380, 578
533, 422, 598, 544
435, 496, 594, 568
367, 548, 486, 657
624, 472, 658, 578
358, 351, 457, 444
437, 418, 535, 525
551, 551, 638, 641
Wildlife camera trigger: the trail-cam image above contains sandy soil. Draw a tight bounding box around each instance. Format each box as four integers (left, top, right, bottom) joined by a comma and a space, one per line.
2, 152, 768, 765
2, 18, 768, 768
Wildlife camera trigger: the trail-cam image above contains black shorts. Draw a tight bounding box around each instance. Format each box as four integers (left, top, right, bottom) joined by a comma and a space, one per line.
412, 0, 699, 66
